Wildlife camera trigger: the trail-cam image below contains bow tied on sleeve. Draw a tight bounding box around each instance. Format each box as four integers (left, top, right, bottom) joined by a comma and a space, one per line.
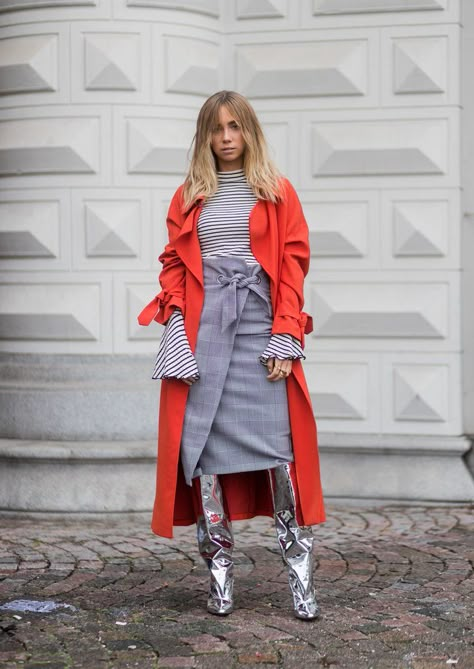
298, 311, 313, 349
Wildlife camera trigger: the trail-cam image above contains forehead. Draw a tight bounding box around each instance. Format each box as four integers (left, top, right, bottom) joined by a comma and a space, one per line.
214, 104, 238, 124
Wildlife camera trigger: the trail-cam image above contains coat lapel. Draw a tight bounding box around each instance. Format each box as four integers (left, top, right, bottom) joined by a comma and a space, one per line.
174, 195, 279, 291
249, 199, 279, 287
174, 200, 204, 287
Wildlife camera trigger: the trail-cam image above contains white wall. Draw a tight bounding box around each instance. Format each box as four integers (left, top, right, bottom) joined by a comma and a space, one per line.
0, 0, 472, 509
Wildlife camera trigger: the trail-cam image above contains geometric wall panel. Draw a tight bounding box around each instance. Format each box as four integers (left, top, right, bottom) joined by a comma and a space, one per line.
126, 118, 195, 174
312, 0, 446, 13
261, 122, 289, 174
85, 200, 140, 257
126, 0, 220, 17
236, 0, 286, 20
0, 200, 60, 258
237, 40, 367, 98
0, 117, 100, 175
84, 33, 139, 90
392, 200, 448, 257
164, 35, 219, 96
309, 363, 367, 419
0, 0, 96, 9
0, 283, 100, 341
0, 34, 58, 95
393, 36, 446, 94
305, 201, 368, 256
311, 119, 447, 177
312, 282, 448, 338
394, 364, 448, 422
127, 284, 162, 340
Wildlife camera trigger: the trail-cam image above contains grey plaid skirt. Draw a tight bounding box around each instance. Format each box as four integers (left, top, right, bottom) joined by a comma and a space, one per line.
180, 256, 294, 486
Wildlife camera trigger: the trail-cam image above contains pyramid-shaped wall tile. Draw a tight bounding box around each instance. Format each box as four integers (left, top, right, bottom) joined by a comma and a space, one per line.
0, 117, 99, 175
394, 36, 446, 94
3, 0, 98, 9
312, 282, 447, 338
236, 0, 286, 19
312, 118, 447, 177
84, 33, 139, 90
237, 40, 367, 98
0, 200, 60, 258
306, 201, 368, 257
394, 365, 448, 422
309, 364, 367, 419
127, 0, 219, 17
393, 200, 447, 257
127, 118, 195, 174
0, 283, 100, 341
85, 200, 140, 257
313, 0, 445, 14
0, 33, 57, 95
164, 35, 219, 96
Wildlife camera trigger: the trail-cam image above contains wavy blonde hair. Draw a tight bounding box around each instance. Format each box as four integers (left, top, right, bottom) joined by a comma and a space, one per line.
182, 91, 283, 210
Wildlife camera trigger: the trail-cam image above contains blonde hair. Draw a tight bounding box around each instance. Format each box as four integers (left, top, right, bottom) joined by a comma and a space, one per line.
182, 91, 283, 210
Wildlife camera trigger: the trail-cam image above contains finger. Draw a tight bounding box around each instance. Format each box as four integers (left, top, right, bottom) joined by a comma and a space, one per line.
268, 359, 292, 382
267, 361, 285, 381
280, 360, 292, 376
266, 357, 275, 373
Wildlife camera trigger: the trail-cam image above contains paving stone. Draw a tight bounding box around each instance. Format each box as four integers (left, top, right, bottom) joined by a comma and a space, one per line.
0, 505, 472, 668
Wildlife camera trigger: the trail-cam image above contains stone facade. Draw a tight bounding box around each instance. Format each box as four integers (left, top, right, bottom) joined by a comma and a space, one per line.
0, 0, 473, 512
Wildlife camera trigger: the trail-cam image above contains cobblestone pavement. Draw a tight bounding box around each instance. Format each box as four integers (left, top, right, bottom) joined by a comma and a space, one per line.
0, 505, 473, 669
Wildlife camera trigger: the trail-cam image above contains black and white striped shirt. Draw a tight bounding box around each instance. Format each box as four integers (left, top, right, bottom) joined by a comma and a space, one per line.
197, 168, 258, 263
152, 170, 304, 380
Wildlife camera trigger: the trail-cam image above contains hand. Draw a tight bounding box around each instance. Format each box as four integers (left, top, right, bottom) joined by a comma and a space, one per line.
266, 357, 292, 382
182, 377, 198, 386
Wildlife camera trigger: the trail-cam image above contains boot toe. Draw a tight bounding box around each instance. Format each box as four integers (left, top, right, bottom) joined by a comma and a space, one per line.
207, 598, 234, 616
293, 599, 320, 620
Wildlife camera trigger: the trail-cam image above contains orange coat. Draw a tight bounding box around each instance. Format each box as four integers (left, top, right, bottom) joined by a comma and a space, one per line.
138, 177, 325, 538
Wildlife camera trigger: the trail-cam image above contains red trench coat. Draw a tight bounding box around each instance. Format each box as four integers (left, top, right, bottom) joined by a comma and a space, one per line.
138, 177, 325, 538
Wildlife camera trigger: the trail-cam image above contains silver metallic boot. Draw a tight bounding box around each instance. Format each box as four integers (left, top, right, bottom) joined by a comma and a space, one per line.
268, 463, 320, 620
196, 474, 234, 616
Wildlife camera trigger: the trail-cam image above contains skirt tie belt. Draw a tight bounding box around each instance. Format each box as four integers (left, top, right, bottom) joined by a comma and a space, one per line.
217, 272, 272, 332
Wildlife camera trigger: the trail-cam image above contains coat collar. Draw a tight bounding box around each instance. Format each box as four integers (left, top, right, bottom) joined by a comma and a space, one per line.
174, 196, 279, 289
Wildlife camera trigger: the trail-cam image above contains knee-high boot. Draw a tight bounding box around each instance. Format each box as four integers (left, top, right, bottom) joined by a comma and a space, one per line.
268, 463, 320, 620
196, 474, 234, 616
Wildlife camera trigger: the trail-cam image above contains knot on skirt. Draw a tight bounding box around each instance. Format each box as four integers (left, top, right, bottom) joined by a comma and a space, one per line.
217, 272, 268, 332
217, 273, 261, 289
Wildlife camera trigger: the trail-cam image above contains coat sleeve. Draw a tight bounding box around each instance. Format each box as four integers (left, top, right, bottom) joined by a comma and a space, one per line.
271, 179, 313, 346
137, 185, 187, 327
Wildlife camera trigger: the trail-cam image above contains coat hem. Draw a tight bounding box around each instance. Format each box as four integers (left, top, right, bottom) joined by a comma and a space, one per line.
151, 507, 326, 539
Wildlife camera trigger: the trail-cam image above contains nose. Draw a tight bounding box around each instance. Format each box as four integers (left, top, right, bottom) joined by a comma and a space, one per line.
222, 127, 231, 142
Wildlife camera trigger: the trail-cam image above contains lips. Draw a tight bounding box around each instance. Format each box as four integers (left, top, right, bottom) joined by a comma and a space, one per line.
221, 147, 234, 152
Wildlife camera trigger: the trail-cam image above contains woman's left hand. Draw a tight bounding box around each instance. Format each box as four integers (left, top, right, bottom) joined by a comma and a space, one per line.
266, 357, 292, 382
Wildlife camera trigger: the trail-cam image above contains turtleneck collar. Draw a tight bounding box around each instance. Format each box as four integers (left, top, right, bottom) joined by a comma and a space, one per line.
217, 168, 245, 181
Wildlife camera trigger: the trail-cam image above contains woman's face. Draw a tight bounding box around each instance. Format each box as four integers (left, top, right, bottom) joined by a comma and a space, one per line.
210, 105, 245, 171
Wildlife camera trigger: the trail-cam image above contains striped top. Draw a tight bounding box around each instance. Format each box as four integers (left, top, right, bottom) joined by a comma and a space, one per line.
152, 170, 305, 381
198, 168, 258, 264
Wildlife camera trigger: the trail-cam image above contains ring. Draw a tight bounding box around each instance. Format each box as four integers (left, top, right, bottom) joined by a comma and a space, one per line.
279, 370, 285, 376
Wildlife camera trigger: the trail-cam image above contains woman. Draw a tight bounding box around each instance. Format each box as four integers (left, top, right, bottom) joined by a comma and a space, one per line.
138, 91, 325, 620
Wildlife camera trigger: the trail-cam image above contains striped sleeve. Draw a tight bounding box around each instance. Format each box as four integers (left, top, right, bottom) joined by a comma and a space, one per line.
152, 308, 200, 381
259, 333, 305, 366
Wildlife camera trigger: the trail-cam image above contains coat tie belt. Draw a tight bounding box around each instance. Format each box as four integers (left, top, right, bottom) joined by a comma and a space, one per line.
217, 272, 272, 332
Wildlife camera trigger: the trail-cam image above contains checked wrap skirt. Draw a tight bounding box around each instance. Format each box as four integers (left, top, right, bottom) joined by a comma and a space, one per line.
180, 256, 294, 486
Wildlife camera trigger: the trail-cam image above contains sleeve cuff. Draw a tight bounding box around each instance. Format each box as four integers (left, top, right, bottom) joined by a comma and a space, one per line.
259, 333, 306, 366
152, 309, 200, 381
